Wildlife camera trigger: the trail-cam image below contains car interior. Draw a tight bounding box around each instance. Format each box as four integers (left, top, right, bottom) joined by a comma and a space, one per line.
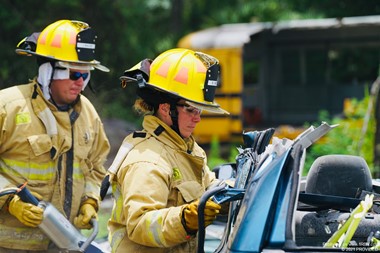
296, 154, 380, 248
204, 125, 380, 252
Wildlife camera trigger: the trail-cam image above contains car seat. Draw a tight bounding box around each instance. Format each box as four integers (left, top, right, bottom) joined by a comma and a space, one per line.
295, 154, 378, 247
305, 154, 373, 198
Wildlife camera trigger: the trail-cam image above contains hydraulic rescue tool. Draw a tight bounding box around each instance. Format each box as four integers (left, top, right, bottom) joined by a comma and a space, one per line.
14, 184, 104, 253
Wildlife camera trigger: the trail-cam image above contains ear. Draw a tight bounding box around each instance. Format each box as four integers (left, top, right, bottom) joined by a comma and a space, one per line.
157, 103, 173, 124
158, 103, 171, 115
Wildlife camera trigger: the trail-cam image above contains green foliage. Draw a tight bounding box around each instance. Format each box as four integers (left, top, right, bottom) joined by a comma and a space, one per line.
2, 0, 380, 123
208, 136, 228, 170
207, 135, 239, 170
2, 0, 380, 172
101, 101, 142, 125
208, 88, 376, 177
304, 90, 375, 175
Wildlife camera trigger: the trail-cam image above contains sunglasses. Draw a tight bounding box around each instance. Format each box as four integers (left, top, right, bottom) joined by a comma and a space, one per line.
177, 104, 202, 116
70, 71, 89, 81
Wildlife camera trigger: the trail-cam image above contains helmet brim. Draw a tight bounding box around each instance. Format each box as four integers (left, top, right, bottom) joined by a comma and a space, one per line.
120, 75, 229, 115
186, 101, 230, 115
57, 61, 109, 72
16, 48, 110, 72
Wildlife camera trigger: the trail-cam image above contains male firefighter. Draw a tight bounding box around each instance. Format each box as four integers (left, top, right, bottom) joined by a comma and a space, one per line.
0, 20, 110, 251
107, 48, 229, 252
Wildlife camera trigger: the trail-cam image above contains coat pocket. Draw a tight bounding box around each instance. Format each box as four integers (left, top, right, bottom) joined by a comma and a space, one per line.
27, 134, 52, 157
176, 181, 204, 203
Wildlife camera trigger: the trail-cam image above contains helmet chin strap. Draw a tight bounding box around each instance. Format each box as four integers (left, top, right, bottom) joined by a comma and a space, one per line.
169, 103, 181, 137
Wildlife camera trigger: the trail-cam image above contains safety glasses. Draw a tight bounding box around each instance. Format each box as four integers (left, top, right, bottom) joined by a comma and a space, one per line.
70, 71, 89, 81
177, 104, 202, 117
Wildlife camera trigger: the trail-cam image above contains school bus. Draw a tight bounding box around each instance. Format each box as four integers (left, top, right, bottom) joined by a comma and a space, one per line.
178, 15, 380, 145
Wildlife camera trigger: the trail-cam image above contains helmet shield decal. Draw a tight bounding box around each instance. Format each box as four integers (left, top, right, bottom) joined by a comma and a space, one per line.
76, 28, 96, 61
203, 63, 220, 102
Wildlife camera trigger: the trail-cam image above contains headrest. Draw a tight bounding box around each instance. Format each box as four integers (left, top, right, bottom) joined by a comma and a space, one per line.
305, 155, 372, 198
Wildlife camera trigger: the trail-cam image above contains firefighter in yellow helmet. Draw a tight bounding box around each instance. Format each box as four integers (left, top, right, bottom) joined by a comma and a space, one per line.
0, 20, 110, 251
107, 48, 229, 252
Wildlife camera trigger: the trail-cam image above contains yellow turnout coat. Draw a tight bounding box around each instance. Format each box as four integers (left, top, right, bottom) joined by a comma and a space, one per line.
0, 80, 110, 250
108, 115, 217, 253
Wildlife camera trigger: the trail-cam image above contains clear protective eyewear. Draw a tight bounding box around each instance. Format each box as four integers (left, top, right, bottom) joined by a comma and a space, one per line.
177, 103, 202, 117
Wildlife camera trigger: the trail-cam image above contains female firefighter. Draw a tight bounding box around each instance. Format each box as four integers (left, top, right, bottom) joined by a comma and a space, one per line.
0, 20, 110, 251
107, 48, 229, 252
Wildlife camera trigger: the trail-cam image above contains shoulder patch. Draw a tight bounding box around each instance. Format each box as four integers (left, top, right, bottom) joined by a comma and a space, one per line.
16, 112, 31, 125
172, 167, 182, 181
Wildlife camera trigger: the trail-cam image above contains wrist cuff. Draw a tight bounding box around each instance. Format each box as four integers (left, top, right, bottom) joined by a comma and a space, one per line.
181, 206, 197, 236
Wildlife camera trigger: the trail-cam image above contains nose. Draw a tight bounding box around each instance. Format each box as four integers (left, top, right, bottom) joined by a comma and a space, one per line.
192, 114, 201, 123
72, 78, 85, 90
74, 77, 84, 84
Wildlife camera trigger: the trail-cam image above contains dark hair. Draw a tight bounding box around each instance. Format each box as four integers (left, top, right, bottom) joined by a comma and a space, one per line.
136, 87, 179, 108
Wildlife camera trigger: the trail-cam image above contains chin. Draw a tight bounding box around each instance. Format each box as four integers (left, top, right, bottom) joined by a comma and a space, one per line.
180, 132, 191, 139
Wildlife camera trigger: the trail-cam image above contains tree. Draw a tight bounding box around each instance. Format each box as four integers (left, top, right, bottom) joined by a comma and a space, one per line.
2, 0, 380, 123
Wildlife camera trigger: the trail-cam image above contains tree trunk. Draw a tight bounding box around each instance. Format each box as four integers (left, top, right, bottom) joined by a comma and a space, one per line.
373, 77, 380, 178
171, 0, 184, 34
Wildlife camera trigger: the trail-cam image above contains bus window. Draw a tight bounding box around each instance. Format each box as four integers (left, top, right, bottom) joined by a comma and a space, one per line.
281, 49, 302, 86
330, 47, 380, 86
243, 61, 260, 86
306, 48, 327, 86
243, 60, 262, 126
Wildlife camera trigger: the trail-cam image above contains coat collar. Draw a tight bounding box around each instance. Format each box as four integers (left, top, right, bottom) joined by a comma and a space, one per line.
142, 115, 195, 153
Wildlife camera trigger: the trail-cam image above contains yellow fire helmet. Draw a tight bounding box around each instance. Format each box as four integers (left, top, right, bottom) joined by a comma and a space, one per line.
15, 20, 109, 72
121, 48, 229, 114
